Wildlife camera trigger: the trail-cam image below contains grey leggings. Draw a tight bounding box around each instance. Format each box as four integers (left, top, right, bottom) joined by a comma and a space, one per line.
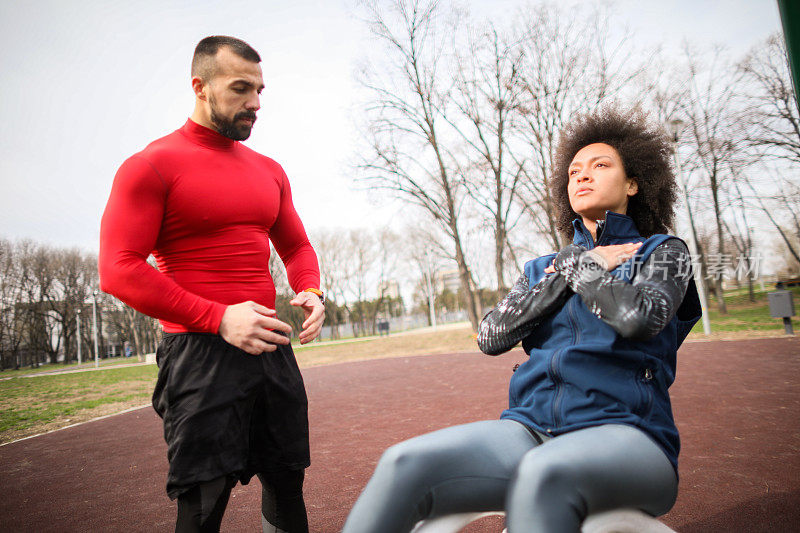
342, 421, 677, 533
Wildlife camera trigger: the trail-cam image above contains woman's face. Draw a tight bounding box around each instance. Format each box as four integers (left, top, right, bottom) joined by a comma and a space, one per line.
567, 143, 638, 222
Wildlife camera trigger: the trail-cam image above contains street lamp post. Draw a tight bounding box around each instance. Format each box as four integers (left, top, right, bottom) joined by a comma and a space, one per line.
76, 309, 82, 365
92, 290, 100, 368
667, 119, 712, 335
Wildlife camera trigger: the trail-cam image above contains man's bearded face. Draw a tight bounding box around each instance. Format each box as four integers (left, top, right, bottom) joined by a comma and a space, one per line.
209, 94, 257, 141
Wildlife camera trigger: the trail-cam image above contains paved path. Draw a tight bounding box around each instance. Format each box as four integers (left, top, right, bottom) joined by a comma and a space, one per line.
1, 337, 798, 532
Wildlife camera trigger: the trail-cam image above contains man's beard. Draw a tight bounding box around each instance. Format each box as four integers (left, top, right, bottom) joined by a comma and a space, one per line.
208, 97, 256, 141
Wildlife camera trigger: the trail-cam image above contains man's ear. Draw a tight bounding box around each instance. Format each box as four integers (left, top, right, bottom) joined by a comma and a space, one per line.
191, 76, 207, 100
627, 178, 639, 197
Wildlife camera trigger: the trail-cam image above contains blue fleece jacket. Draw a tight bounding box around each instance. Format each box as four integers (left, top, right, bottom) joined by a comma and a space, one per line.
500, 212, 701, 472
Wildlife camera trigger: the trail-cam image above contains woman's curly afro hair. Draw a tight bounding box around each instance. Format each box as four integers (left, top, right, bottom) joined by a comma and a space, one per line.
551, 107, 678, 240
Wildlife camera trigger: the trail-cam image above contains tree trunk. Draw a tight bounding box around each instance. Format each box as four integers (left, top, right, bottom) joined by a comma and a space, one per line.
495, 216, 507, 291
706, 171, 728, 314
453, 232, 481, 330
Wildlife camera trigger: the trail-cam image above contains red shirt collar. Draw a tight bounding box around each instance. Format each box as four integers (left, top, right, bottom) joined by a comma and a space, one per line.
180, 119, 236, 151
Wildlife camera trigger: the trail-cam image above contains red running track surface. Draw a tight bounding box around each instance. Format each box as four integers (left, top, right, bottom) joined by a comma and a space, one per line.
0, 337, 798, 532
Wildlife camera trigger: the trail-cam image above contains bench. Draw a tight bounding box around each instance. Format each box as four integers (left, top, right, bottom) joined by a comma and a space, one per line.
412, 509, 676, 533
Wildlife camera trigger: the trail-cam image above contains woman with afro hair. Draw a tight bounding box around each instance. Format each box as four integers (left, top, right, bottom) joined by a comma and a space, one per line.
343, 107, 701, 533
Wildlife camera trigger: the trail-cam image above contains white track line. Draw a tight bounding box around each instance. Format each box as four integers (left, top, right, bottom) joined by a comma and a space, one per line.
1, 403, 152, 447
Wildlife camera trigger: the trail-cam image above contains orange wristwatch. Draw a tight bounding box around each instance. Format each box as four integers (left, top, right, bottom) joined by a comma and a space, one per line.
303, 288, 325, 305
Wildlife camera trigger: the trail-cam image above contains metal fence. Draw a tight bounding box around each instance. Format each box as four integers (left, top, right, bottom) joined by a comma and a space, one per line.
317, 311, 468, 341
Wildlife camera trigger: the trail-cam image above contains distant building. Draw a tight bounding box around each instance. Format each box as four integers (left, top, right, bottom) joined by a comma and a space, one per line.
378, 279, 400, 299
434, 269, 461, 294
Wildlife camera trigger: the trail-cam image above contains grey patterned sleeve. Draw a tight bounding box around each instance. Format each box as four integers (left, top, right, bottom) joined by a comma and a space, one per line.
477, 272, 572, 355
553, 239, 692, 340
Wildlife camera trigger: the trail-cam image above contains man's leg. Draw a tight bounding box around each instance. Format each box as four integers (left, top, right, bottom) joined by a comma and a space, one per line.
249, 342, 310, 532
153, 334, 262, 501
342, 419, 542, 533
258, 469, 308, 533
175, 475, 238, 533
505, 424, 678, 533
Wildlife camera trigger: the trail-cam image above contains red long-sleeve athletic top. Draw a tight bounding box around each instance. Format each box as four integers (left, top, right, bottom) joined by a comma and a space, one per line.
99, 119, 320, 334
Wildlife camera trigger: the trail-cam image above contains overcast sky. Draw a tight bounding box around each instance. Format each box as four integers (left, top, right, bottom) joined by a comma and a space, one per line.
0, 0, 784, 252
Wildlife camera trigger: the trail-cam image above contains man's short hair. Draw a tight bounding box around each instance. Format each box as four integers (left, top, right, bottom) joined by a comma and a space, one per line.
191, 36, 261, 80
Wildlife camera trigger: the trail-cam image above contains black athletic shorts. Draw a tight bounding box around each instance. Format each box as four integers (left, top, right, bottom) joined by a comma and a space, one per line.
152, 333, 310, 500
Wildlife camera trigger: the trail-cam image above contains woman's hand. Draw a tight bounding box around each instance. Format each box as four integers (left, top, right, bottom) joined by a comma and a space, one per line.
587, 242, 642, 271
544, 242, 641, 273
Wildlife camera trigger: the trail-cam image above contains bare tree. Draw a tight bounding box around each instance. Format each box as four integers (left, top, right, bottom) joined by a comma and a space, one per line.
103, 294, 160, 360
739, 33, 800, 165
739, 167, 800, 269
641, 57, 712, 308
677, 47, 744, 314
405, 224, 449, 326
343, 229, 378, 336
266, 245, 307, 339
0, 239, 23, 370
0, 239, 165, 369
448, 22, 526, 290
735, 33, 800, 275
47, 249, 97, 364
1, 241, 40, 368
770, 224, 800, 277
355, 0, 482, 330
721, 169, 758, 301
18, 242, 59, 365
512, 4, 645, 251
639, 54, 708, 316
310, 229, 351, 339
374, 228, 402, 319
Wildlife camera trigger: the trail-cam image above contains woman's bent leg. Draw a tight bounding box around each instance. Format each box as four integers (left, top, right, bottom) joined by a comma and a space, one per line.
342, 419, 541, 533
506, 424, 678, 533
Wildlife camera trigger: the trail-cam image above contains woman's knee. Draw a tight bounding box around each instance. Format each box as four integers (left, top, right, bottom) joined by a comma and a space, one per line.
514, 450, 579, 495
376, 437, 438, 480
506, 453, 587, 532
510, 427, 678, 519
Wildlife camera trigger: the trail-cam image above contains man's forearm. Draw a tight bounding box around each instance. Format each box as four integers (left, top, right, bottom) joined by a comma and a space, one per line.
99, 252, 227, 333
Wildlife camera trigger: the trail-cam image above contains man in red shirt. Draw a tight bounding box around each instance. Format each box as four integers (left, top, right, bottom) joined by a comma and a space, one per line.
99, 36, 324, 533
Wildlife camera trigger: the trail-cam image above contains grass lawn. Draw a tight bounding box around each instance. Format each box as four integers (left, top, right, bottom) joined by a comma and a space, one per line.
0, 365, 157, 444
687, 285, 800, 338
0, 325, 479, 444
0, 356, 143, 379
2, 285, 797, 444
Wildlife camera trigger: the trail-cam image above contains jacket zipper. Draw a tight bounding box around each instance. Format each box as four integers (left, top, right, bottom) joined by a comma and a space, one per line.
638, 368, 654, 417
551, 296, 581, 429
595, 220, 606, 246
550, 347, 564, 428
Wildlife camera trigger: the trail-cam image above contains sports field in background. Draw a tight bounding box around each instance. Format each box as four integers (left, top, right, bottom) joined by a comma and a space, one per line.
1, 286, 797, 445
2, 337, 798, 532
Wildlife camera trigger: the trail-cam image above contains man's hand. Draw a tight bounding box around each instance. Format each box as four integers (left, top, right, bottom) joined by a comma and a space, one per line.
290, 291, 325, 344
218, 301, 292, 355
